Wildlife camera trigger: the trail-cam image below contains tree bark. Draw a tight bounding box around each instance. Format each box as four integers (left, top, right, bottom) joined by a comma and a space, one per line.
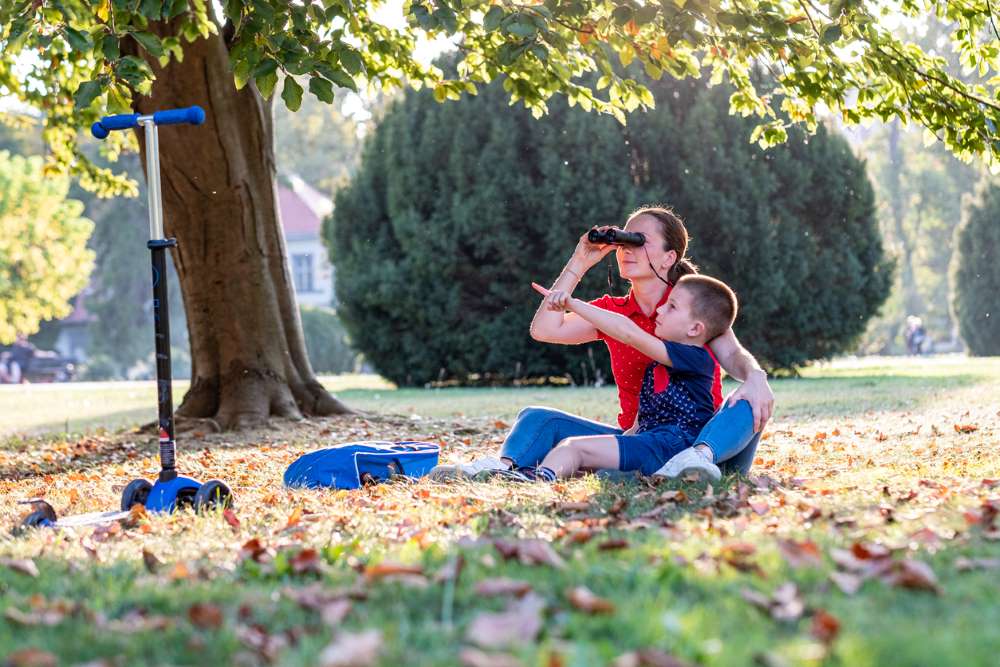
126, 19, 353, 429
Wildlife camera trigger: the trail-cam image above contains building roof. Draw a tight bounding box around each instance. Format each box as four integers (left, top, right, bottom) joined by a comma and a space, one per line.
279, 175, 333, 239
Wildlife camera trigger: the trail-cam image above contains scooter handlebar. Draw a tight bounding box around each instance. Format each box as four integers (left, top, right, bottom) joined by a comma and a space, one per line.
91, 106, 205, 139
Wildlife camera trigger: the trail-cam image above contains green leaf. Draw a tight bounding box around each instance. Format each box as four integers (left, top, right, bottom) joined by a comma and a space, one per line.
309, 76, 335, 103
611, 5, 633, 25
254, 58, 279, 78
63, 27, 92, 52
168, 0, 189, 19
101, 34, 120, 61
483, 6, 504, 32
141, 0, 166, 19
233, 59, 252, 90
505, 22, 537, 38
281, 76, 304, 111
529, 44, 548, 62
256, 70, 279, 98
73, 79, 105, 109
131, 31, 164, 57
339, 49, 365, 76
328, 69, 358, 92
820, 23, 842, 44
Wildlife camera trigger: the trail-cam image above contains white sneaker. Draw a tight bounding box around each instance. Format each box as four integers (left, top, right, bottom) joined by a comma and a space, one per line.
653, 447, 721, 482
427, 456, 509, 481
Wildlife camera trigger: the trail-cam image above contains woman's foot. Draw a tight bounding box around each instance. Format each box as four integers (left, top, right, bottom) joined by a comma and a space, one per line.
427, 456, 510, 481
653, 447, 721, 482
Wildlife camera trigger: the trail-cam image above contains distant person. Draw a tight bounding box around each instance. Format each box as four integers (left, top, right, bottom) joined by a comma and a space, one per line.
905, 316, 928, 355
6, 334, 36, 383
0, 351, 15, 384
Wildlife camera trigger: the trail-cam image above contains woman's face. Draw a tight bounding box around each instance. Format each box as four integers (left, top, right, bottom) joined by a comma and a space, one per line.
616, 214, 677, 281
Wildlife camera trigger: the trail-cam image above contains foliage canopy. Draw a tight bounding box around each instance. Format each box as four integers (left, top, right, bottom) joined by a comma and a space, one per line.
2, 0, 1000, 195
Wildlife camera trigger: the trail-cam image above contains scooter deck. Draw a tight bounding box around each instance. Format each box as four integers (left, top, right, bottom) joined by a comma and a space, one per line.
53, 509, 131, 528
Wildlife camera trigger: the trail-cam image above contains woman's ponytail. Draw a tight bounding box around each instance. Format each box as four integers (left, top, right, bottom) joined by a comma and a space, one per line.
667, 257, 698, 284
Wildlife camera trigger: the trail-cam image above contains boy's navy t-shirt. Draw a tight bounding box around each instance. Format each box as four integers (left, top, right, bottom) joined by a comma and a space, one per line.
636, 341, 716, 435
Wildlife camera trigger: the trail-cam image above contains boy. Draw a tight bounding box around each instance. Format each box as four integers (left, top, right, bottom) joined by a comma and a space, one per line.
521, 274, 738, 482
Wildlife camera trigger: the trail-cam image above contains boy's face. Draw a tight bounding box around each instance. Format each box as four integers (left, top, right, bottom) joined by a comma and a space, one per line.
654, 286, 704, 342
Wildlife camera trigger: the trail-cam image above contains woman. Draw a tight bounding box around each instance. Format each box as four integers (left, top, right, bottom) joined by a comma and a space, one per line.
429, 206, 774, 481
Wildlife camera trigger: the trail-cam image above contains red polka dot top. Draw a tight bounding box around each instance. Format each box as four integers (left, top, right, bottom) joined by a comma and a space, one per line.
589, 287, 724, 429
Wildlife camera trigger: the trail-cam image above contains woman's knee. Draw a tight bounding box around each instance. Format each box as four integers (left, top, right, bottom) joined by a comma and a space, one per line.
516, 406, 557, 422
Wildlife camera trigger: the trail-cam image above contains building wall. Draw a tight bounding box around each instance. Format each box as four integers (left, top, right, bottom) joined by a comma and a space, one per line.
285, 236, 335, 308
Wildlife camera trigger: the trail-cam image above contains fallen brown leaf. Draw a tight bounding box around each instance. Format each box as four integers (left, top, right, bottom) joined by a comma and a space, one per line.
3, 648, 58, 667
239, 538, 271, 563
742, 583, 804, 622
473, 578, 533, 598
142, 549, 163, 574
493, 539, 566, 569
317, 628, 382, 667
566, 586, 616, 614
290, 548, 324, 576
883, 559, 940, 594
777, 539, 823, 569
4, 607, 65, 627
364, 561, 424, 582
810, 609, 841, 644
0, 557, 39, 578
597, 538, 630, 551
955, 557, 1000, 572
466, 593, 546, 648
188, 602, 224, 629
237, 623, 289, 663
829, 570, 863, 595
283, 584, 356, 625
223, 508, 241, 532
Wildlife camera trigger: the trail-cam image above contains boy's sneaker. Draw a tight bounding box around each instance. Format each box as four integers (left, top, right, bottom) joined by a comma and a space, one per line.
653, 447, 721, 482
493, 466, 557, 483
427, 456, 509, 481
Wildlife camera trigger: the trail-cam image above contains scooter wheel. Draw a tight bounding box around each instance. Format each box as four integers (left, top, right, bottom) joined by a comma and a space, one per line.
18, 502, 57, 531
121, 479, 153, 511
194, 480, 233, 512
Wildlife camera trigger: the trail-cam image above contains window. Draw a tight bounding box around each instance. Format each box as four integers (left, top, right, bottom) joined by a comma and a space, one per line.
292, 254, 315, 293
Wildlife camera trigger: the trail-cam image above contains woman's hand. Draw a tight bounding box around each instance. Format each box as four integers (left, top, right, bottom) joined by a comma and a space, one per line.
726, 369, 775, 433
569, 227, 617, 273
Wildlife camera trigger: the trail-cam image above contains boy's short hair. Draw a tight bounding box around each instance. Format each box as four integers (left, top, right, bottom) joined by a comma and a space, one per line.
675, 274, 737, 341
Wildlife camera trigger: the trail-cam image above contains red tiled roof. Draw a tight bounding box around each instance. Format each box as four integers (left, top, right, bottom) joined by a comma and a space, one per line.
279, 185, 322, 236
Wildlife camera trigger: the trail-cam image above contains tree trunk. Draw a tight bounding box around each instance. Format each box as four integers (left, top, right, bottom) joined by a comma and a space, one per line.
126, 18, 353, 429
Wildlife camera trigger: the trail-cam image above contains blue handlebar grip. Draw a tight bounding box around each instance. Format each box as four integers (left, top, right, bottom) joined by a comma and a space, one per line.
91, 113, 140, 139
91, 106, 205, 140
153, 106, 205, 126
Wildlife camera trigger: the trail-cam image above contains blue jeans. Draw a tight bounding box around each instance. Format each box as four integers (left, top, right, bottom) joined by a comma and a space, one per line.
499, 400, 762, 475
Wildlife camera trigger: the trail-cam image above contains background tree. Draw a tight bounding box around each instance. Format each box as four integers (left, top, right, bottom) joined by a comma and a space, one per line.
629, 75, 893, 369
952, 181, 1000, 356
855, 16, 986, 354
330, 70, 891, 384
2, 0, 997, 425
0, 151, 95, 344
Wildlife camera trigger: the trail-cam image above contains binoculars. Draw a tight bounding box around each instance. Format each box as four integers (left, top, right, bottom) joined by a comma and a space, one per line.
587, 227, 646, 246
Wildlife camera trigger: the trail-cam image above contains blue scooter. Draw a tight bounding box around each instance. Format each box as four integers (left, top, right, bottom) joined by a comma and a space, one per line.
19, 107, 233, 530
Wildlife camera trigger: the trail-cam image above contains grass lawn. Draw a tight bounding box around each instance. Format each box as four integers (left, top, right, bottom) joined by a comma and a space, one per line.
1, 355, 999, 666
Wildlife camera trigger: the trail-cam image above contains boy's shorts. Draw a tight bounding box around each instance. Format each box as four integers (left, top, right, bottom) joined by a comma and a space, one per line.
617, 425, 697, 475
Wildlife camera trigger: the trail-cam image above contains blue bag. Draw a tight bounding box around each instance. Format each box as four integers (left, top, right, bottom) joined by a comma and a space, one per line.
284, 441, 440, 490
